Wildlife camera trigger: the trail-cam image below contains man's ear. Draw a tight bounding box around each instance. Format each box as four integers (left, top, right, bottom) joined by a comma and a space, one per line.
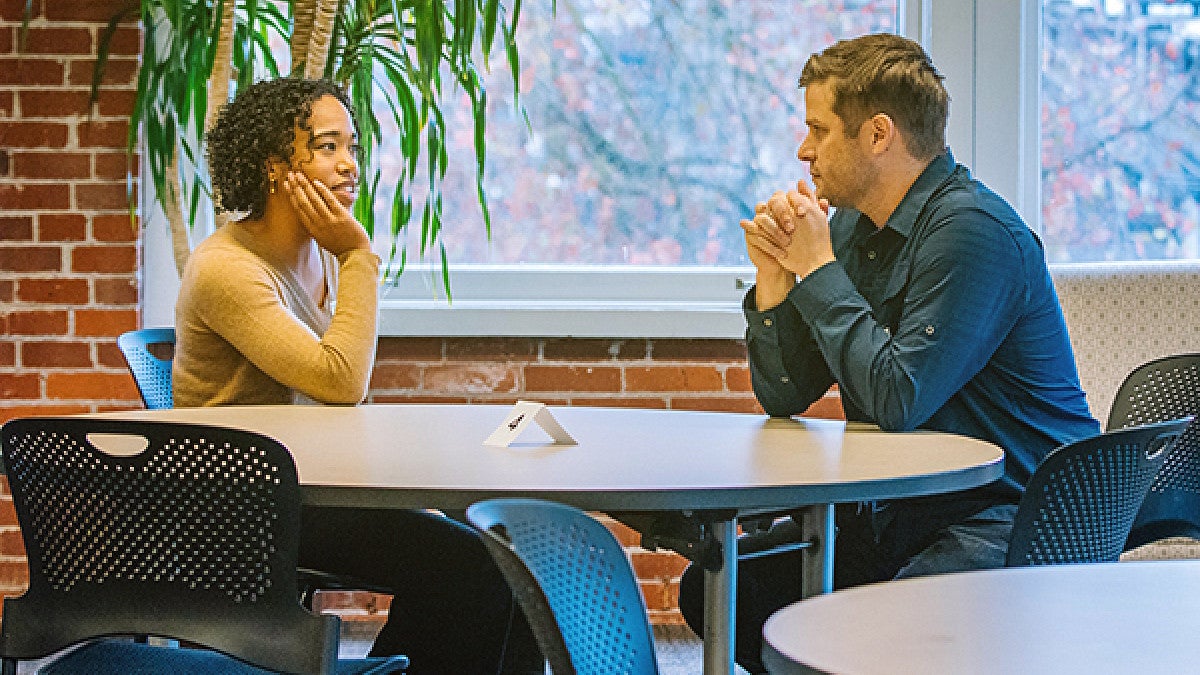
867, 113, 897, 155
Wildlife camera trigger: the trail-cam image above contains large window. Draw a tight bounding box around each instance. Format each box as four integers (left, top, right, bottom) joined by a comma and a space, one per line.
139, 1, 1200, 334
1041, 0, 1200, 262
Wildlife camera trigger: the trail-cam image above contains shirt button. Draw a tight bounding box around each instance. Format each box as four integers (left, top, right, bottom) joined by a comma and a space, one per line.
763, 318, 773, 327
867, 250, 877, 260
925, 325, 935, 335
781, 376, 790, 384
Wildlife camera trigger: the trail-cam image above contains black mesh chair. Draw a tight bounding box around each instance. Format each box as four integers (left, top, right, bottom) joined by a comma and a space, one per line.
1006, 418, 1193, 567
115, 327, 390, 607
466, 498, 660, 675
117, 327, 176, 410
0, 417, 408, 675
1106, 354, 1200, 549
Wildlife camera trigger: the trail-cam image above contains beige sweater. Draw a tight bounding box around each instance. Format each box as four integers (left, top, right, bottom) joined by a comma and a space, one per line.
173, 226, 380, 407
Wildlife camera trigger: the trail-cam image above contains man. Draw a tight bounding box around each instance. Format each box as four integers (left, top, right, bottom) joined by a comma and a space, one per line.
676, 33, 1099, 673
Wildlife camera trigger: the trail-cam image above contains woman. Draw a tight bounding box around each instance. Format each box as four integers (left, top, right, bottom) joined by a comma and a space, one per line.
175, 77, 541, 674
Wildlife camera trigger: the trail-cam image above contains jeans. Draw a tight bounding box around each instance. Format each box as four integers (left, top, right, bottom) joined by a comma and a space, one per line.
299, 506, 543, 675
677, 500, 1018, 674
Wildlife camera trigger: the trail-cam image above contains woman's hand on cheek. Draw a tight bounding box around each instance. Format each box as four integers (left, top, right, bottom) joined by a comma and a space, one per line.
284, 172, 371, 256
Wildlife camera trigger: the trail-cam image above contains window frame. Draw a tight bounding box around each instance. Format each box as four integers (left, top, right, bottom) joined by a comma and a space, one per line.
142, 0, 1041, 337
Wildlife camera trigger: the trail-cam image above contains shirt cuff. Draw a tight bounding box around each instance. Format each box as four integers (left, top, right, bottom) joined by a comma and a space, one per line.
788, 260, 855, 321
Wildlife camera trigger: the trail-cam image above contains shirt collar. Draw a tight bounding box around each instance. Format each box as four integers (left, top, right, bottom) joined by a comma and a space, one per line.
881, 149, 955, 238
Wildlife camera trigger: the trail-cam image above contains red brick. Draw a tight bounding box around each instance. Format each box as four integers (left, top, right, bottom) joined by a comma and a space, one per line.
602, 518, 642, 547
37, 213, 87, 241
669, 396, 763, 414
0, 497, 13, 527
0, 405, 91, 425
367, 394, 471, 404
626, 365, 723, 392
4, 310, 68, 335
0, 90, 12, 117
570, 396, 668, 409
0, 24, 11, 53
75, 182, 134, 211
22, 341, 92, 368
0, 58, 64, 86
368, 363, 421, 390
423, 363, 517, 394
0, 183, 70, 209
93, 277, 136, 304
17, 278, 88, 304
74, 308, 137, 337
18, 91, 94, 119
725, 366, 752, 391
0, 280, 13, 303
0, 530, 25, 558
105, 26, 141, 56
630, 550, 689, 579
95, 342, 128, 368
0, 0, 36, 22
542, 338, 648, 360
0, 558, 29, 588
638, 578, 672, 612
0, 216, 33, 240
44, 371, 140, 400
804, 393, 845, 420
0, 343, 14, 366
524, 365, 622, 392
0, 122, 69, 148
20, 28, 93, 55
77, 120, 129, 148
12, 151, 91, 179
91, 213, 138, 242
69, 57, 137, 87
44, 2, 138, 23
444, 337, 537, 360
375, 337, 443, 360
71, 243, 136, 273
0, 245, 62, 272
93, 151, 136, 180
651, 339, 748, 361
0, 373, 40, 399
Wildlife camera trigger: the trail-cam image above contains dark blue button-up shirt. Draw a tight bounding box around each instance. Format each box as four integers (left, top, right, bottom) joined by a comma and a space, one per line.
745, 151, 1099, 505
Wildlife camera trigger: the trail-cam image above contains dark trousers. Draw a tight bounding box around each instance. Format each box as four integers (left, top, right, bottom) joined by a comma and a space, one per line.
299, 506, 543, 675
677, 500, 1017, 674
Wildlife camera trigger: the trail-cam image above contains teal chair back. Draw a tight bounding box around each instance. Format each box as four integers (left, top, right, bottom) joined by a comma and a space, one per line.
467, 498, 660, 675
117, 327, 175, 410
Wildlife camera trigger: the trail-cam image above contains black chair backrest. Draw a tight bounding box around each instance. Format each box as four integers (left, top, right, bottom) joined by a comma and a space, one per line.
117, 327, 175, 410
466, 498, 660, 675
1106, 354, 1200, 548
1007, 418, 1192, 567
0, 417, 340, 674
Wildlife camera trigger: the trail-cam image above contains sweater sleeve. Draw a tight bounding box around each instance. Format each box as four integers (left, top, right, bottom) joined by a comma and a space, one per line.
191, 247, 380, 405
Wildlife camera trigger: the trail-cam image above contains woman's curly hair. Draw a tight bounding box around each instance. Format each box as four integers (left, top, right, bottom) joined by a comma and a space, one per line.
206, 78, 360, 219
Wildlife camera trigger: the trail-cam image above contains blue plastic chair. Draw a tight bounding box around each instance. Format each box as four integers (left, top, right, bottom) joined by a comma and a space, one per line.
1007, 417, 1193, 567
0, 417, 407, 675
466, 498, 660, 675
1106, 354, 1200, 549
117, 327, 175, 410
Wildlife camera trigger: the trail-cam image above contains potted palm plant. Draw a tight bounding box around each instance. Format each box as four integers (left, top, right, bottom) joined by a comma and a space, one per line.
95, 0, 525, 288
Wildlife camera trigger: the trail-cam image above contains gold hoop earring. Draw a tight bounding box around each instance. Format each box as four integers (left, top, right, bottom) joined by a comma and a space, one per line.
269, 176, 277, 194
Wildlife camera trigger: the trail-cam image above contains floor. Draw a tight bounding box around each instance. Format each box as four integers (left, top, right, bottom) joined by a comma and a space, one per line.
338, 620, 735, 674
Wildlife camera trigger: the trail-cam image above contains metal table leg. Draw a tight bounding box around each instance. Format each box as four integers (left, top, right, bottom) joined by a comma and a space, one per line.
798, 503, 835, 597
702, 516, 738, 675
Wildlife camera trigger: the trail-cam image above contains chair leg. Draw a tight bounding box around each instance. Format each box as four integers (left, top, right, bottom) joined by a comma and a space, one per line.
2, 656, 17, 675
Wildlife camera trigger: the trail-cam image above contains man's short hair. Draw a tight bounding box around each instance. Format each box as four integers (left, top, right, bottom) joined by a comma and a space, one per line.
799, 33, 948, 160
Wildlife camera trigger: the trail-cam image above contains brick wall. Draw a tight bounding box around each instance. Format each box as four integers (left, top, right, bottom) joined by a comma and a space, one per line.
0, 0, 843, 629
0, 0, 142, 600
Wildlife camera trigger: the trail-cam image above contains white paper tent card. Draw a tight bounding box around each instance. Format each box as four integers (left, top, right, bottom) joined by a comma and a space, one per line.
484, 400, 577, 447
